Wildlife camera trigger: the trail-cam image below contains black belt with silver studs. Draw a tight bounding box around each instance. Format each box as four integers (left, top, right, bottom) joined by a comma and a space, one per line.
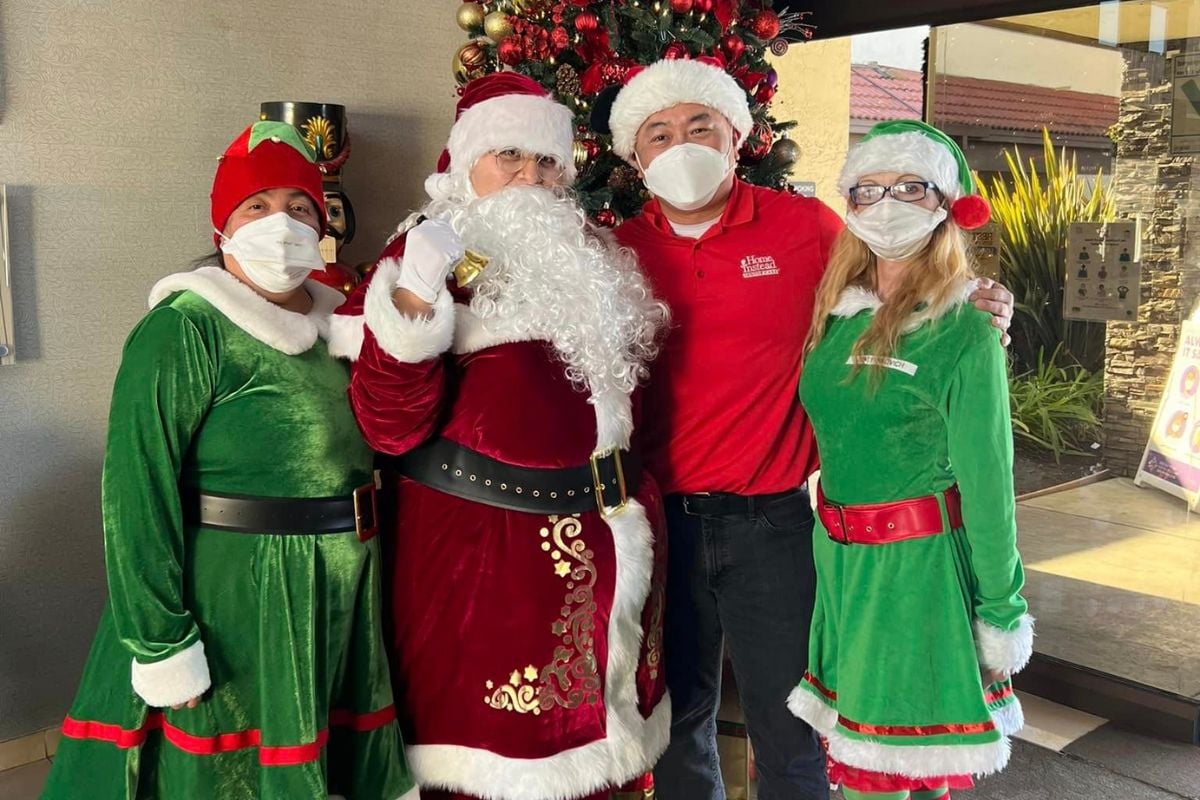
392, 437, 641, 518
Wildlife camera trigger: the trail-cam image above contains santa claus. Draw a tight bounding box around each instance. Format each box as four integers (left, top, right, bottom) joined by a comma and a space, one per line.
328, 73, 671, 800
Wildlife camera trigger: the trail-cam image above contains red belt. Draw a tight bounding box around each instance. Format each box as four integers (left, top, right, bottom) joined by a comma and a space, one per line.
816, 484, 962, 545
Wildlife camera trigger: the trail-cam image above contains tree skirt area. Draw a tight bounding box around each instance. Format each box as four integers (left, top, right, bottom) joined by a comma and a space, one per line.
1014, 444, 1105, 498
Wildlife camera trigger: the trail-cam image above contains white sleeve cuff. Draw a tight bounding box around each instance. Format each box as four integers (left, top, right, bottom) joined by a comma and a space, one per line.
363, 257, 455, 364
974, 614, 1035, 674
130, 639, 211, 707
394, 786, 422, 800
328, 312, 366, 361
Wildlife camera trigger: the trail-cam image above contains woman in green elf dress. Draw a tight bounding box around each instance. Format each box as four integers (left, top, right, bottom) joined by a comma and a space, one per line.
41, 122, 417, 800
787, 120, 1033, 800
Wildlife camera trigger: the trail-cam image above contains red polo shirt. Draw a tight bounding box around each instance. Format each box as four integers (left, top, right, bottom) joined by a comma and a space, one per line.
616, 179, 844, 496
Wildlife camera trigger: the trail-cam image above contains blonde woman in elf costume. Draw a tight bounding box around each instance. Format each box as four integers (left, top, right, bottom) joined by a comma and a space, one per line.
786, 120, 1034, 800
41, 122, 417, 800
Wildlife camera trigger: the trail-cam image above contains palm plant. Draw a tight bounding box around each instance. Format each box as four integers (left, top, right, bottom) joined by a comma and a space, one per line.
978, 129, 1118, 373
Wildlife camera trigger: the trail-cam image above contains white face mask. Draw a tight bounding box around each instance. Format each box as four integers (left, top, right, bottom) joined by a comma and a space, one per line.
844, 199, 948, 262
217, 212, 325, 294
638, 142, 733, 212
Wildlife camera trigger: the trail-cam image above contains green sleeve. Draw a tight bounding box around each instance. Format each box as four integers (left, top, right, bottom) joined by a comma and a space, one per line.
946, 319, 1033, 671
101, 305, 215, 667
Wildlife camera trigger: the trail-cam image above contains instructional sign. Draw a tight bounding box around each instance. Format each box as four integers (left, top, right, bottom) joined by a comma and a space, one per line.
1063, 220, 1141, 323
1136, 319, 1200, 508
968, 223, 1001, 281
1171, 52, 1200, 155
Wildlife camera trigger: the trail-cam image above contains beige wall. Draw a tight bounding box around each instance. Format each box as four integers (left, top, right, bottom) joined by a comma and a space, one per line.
937, 22, 1123, 96
770, 37, 852, 212
0, 0, 461, 740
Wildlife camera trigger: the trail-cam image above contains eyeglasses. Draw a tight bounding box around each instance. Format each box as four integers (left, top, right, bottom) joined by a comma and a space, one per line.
492, 148, 566, 183
849, 181, 940, 206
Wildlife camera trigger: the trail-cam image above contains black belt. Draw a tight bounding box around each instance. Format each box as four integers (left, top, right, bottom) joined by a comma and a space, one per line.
678, 487, 806, 518
185, 484, 379, 541
393, 437, 641, 516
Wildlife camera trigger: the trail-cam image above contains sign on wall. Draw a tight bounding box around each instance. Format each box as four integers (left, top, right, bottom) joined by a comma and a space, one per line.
1063, 220, 1141, 323
1136, 319, 1200, 508
1171, 52, 1200, 155
968, 223, 1001, 281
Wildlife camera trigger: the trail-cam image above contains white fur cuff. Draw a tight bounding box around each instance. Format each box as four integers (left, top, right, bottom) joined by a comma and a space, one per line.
394, 787, 421, 800
130, 640, 211, 708
974, 615, 1035, 674
328, 312, 366, 361
363, 258, 456, 364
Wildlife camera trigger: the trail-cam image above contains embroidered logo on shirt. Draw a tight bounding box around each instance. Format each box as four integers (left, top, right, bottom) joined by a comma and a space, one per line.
740, 255, 779, 279
847, 355, 919, 376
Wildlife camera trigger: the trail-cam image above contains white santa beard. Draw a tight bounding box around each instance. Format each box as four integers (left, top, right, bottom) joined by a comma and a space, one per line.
421, 183, 665, 400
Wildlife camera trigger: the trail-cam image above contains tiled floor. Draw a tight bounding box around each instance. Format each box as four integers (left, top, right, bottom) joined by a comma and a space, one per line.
1017, 477, 1200, 698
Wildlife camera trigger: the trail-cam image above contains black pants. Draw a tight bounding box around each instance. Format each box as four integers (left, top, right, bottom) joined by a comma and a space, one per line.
653, 489, 829, 800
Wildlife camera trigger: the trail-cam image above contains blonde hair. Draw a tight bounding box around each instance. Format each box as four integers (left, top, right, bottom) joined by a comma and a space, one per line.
806, 218, 975, 369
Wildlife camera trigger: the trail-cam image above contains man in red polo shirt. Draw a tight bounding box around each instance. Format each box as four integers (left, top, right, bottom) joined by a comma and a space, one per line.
597, 58, 1013, 800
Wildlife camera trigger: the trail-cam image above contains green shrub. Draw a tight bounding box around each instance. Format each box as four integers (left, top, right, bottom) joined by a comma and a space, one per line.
979, 129, 1117, 373
1009, 345, 1103, 462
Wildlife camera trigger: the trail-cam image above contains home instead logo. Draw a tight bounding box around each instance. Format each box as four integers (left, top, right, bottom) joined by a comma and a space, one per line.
739, 254, 779, 279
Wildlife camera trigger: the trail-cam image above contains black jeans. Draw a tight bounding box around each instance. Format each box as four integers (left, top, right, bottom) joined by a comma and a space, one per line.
653, 489, 829, 800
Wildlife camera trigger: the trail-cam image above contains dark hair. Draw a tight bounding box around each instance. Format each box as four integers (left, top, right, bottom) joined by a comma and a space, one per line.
191, 250, 224, 269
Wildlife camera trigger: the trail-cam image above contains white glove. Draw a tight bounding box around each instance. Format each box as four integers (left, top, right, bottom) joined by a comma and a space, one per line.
395, 219, 465, 303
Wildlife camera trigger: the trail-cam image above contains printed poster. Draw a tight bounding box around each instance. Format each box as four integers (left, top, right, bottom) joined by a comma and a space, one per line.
1063, 221, 1141, 323
1135, 319, 1200, 508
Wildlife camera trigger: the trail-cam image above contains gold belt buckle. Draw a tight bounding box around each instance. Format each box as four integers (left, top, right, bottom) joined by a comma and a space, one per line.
353, 480, 380, 542
590, 447, 628, 518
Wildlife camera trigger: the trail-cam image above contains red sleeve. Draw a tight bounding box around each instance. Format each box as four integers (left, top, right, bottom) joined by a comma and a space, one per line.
346, 232, 452, 456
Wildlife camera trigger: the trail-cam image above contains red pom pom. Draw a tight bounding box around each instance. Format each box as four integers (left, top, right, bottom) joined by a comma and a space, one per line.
952, 195, 991, 229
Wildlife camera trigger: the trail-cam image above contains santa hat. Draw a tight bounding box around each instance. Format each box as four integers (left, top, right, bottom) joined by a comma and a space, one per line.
425, 72, 576, 200
600, 58, 753, 161
839, 120, 991, 230
210, 121, 326, 244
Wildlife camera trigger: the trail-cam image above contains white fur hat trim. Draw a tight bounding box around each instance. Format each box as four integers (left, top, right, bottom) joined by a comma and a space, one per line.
838, 131, 962, 200
445, 92, 577, 184
608, 59, 753, 159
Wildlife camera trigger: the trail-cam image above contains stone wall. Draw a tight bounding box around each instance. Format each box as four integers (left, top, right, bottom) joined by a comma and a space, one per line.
1105, 48, 1200, 476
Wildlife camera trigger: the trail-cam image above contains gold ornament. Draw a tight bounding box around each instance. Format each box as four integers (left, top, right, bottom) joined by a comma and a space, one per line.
484, 11, 515, 42
510, 0, 545, 14
456, 2, 486, 33
452, 39, 490, 85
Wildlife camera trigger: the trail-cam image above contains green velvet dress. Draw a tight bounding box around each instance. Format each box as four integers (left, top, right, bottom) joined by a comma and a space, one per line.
42, 268, 417, 800
786, 281, 1033, 783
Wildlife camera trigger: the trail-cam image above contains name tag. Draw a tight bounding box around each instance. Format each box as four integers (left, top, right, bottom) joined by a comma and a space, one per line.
847, 355, 918, 376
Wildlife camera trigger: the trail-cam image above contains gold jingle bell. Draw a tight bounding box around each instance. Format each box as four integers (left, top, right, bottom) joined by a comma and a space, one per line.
456, 1, 486, 33
454, 250, 491, 288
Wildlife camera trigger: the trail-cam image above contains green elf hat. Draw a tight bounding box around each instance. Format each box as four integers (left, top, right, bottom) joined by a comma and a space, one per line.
210, 120, 326, 244
838, 119, 991, 230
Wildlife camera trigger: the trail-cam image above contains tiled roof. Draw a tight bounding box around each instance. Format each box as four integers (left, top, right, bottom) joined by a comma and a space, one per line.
851, 63, 1119, 137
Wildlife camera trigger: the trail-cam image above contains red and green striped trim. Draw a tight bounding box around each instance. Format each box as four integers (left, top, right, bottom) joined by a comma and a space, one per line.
61, 705, 395, 767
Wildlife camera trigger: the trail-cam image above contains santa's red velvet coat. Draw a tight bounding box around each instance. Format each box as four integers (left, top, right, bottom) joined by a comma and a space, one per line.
329, 232, 669, 800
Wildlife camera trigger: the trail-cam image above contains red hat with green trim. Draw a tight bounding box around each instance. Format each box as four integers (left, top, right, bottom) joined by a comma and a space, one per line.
839, 119, 991, 230
210, 121, 326, 243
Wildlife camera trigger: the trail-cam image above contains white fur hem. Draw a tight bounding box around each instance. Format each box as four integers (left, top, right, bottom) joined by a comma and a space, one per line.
830, 277, 979, 333
149, 267, 345, 355
363, 259, 456, 363
395, 787, 421, 800
975, 615, 1035, 674
788, 680, 1020, 778
407, 697, 669, 800
130, 640, 211, 708
328, 312, 366, 360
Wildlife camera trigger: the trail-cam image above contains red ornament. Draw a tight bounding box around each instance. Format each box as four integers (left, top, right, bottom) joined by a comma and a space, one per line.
574, 11, 600, 34
669, 0, 694, 12
662, 41, 689, 59
595, 208, 618, 228
551, 25, 570, 52
599, 57, 636, 85
719, 33, 746, 62
740, 123, 772, 162
951, 195, 992, 229
694, 0, 713, 10
748, 9, 781, 40
498, 38, 525, 65
754, 83, 777, 104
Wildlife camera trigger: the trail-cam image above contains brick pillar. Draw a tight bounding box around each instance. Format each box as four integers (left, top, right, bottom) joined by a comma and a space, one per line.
1104, 48, 1200, 476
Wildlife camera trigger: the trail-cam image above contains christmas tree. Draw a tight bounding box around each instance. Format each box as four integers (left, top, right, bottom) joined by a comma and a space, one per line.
451, 0, 813, 226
